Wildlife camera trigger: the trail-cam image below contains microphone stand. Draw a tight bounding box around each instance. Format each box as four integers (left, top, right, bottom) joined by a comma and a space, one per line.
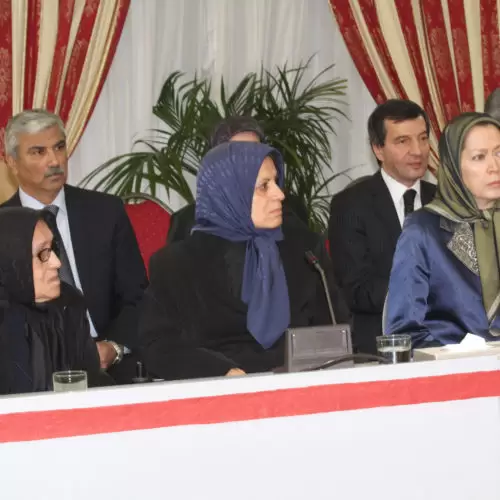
304, 250, 336, 325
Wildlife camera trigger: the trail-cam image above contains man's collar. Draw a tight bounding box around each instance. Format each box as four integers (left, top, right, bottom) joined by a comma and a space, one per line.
18, 187, 67, 215
380, 168, 421, 201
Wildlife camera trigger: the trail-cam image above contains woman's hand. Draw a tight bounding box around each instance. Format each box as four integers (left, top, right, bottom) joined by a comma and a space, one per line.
226, 368, 246, 376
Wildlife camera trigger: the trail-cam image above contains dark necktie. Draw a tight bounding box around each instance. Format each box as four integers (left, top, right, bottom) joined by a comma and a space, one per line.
43, 205, 76, 287
403, 189, 417, 217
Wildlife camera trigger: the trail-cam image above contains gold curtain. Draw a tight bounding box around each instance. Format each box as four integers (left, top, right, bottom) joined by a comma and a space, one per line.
0, 0, 130, 202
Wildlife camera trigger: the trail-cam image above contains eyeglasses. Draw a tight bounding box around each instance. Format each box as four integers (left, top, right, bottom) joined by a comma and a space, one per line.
36, 247, 53, 263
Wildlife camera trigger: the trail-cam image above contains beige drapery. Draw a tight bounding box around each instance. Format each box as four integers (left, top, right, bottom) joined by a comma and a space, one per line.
330, 0, 500, 171
0, 0, 130, 202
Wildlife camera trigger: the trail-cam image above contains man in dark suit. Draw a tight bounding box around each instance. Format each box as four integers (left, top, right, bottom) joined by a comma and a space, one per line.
1, 109, 148, 383
167, 116, 309, 244
328, 99, 436, 355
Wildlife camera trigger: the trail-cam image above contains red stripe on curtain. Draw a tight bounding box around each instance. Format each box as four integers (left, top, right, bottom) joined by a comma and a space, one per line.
76, 0, 130, 146
420, 0, 460, 121
46, 0, 75, 111
0, 0, 12, 155
23, 0, 42, 110
328, 1, 386, 103
448, 1, 474, 112
357, 0, 407, 100
394, 0, 440, 164
481, 0, 500, 100
58, 0, 100, 123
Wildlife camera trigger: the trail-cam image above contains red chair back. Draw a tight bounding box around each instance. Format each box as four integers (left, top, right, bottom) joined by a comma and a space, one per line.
124, 198, 171, 275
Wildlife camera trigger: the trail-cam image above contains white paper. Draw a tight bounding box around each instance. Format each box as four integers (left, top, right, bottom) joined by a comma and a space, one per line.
443, 333, 488, 351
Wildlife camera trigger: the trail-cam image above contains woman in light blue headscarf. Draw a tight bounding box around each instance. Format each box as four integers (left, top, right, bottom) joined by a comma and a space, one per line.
139, 141, 350, 380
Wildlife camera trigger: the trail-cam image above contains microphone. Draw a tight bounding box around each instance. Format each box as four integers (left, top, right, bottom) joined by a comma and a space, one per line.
305, 250, 337, 326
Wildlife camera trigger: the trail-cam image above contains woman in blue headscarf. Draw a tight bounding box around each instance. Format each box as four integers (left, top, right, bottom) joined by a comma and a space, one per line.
139, 142, 350, 379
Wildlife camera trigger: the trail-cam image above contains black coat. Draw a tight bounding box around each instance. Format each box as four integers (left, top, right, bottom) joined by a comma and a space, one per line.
140, 226, 350, 380
328, 171, 436, 354
1, 185, 148, 349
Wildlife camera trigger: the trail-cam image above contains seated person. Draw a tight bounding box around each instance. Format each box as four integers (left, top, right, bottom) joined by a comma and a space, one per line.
166, 116, 308, 244
2, 110, 148, 384
140, 142, 350, 380
385, 112, 500, 347
0, 208, 108, 394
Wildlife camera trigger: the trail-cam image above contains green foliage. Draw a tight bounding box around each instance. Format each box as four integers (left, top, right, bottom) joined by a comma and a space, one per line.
80, 57, 349, 232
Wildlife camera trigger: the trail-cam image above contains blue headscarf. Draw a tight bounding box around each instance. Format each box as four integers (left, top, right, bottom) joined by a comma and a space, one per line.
192, 141, 290, 348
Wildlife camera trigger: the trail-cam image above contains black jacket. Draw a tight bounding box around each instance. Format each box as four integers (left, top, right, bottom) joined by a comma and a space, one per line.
0, 283, 111, 394
328, 171, 436, 354
140, 226, 350, 380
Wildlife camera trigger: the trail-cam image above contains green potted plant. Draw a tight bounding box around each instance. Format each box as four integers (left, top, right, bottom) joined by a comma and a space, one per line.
80, 57, 350, 232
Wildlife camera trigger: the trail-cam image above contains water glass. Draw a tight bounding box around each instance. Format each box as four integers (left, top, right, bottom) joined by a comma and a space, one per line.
376, 334, 412, 364
53, 370, 88, 392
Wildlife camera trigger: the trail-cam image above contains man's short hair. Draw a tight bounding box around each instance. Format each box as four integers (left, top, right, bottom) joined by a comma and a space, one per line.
485, 88, 500, 121
5, 109, 66, 158
367, 99, 430, 147
210, 116, 265, 148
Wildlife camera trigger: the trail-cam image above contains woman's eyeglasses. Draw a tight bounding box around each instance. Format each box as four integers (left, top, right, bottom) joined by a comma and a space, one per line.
36, 247, 53, 263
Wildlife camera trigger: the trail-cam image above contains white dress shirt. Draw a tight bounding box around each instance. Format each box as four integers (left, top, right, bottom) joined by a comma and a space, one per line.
19, 187, 99, 337
380, 169, 422, 227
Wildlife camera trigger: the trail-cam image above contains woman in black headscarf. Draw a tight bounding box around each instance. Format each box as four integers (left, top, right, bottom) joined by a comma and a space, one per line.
0, 207, 105, 394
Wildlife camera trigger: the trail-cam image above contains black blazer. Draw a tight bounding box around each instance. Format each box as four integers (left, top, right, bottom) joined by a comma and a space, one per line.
1, 185, 148, 349
140, 225, 350, 380
328, 171, 436, 354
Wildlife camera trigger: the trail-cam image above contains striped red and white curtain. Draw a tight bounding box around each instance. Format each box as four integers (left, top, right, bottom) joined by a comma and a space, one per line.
329, 0, 500, 171
0, 0, 130, 202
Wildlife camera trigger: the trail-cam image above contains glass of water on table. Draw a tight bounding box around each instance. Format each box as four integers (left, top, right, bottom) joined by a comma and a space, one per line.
53, 370, 88, 392
376, 334, 412, 364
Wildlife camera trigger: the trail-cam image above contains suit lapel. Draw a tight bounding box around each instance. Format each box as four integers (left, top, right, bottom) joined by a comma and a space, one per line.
421, 181, 436, 205
64, 186, 92, 295
1, 191, 21, 207
371, 171, 401, 244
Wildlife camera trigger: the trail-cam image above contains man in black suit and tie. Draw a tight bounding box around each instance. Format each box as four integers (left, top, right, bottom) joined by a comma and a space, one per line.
1, 109, 148, 383
328, 99, 436, 355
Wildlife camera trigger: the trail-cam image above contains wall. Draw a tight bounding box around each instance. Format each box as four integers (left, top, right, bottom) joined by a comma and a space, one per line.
70, 0, 378, 210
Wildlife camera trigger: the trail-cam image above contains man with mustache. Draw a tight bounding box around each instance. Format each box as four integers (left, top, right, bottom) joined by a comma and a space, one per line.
328, 99, 436, 355
1, 109, 148, 383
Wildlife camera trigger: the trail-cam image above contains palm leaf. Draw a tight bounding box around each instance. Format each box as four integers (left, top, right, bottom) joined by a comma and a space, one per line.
80, 57, 348, 232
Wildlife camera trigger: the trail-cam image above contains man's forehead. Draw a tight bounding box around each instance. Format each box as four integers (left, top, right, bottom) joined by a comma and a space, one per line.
384, 117, 427, 137
17, 126, 64, 147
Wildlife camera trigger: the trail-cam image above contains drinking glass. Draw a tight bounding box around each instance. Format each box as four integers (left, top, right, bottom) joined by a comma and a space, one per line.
376, 334, 412, 364
53, 370, 88, 392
